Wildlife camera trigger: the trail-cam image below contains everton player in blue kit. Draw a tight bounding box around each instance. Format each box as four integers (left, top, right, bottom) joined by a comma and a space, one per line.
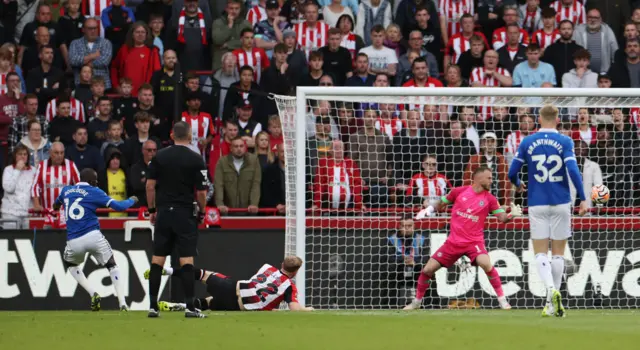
508, 105, 588, 318
53, 168, 138, 311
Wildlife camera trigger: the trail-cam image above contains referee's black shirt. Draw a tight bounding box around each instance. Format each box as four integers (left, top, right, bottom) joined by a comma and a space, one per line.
147, 145, 208, 209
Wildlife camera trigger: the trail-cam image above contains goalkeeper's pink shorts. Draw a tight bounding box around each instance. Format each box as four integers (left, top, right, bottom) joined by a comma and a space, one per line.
431, 240, 488, 268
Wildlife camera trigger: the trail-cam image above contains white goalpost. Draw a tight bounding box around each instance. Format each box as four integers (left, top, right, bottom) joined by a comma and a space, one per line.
274, 87, 640, 310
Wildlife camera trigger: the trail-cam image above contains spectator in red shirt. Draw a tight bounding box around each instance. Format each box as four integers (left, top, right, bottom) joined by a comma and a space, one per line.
312, 139, 364, 210
110, 21, 161, 96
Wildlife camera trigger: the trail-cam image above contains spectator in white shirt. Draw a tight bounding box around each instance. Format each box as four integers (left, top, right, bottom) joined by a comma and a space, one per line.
322, 0, 354, 28
1, 145, 37, 229
360, 24, 398, 77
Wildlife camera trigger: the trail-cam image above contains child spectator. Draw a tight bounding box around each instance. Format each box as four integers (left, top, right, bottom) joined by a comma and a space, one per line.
87, 96, 114, 147
98, 148, 129, 217
101, 119, 127, 159
113, 77, 136, 123
85, 76, 107, 120
73, 65, 93, 105
267, 115, 283, 152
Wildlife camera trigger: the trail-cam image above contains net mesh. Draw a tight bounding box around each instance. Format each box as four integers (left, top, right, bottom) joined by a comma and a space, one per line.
274, 91, 640, 310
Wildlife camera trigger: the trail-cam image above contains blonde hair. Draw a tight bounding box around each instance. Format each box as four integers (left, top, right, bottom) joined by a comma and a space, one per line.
255, 131, 275, 164
282, 256, 303, 273
539, 105, 559, 122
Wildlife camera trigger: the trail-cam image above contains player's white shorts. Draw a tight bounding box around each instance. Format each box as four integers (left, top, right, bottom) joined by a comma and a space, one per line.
528, 203, 572, 240
63, 230, 113, 266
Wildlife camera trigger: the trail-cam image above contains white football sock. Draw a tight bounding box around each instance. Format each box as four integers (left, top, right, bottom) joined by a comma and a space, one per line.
550, 255, 565, 291
164, 266, 174, 275
535, 253, 556, 302
69, 266, 96, 296
109, 266, 127, 307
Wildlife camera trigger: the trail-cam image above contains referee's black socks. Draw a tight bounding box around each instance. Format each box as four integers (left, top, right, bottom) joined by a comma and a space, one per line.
180, 264, 196, 311
194, 298, 210, 311
148, 263, 163, 311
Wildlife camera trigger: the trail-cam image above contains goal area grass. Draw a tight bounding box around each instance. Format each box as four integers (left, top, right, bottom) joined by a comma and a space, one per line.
1, 310, 638, 349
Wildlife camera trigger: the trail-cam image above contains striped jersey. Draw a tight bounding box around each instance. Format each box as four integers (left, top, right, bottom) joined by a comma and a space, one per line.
492, 27, 530, 50
571, 126, 597, 145
470, 67, 510, 120
232, 47, 270, 83
520, 8, 542, 34
181, 111, 215, 155
0, 72, 8, 95
45, 97, 86, 123
238, 264, 298, 311
294, 21, 330, 60
438, 0, 475, 39
629, 108, 640, 138
246, 5, 267, 26
82, 0, 111, 37
445, 32, 489, 63
550, 0, 586, 26
531, 29, 560, 49
407, 173, 451, 205
504, 130, 527, 160
340, 32, 358, 67
402, 78, 444, 113
375, 117, 403, 141
31, 159, 80, 209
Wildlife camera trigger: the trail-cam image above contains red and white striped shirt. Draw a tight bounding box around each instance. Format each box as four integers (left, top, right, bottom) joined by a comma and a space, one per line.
550, 1, 586, 26
238, 264, 298, 311
439, 0, 475, 39
0, 72, 8, 95
629, 108, 640, 138
181, 111, 215, 155
82, 0, 111, 37
402, 78, 444, 112
31, 159, 80, 209
521, 9, 542, 34
294, 21, 330, 59
340, 32, 358, 67
445, 31, 489, 63
313, 157, 362, 209
572, 126, 597, 145
232, 48, 271, 83
492, 27, 530, 50
406, 173, 451, 205
469, 67, 510, 87
531, 29, 561, 49
504, 131, 526, 159
45, 97, 86, 123
246, 5, 267, 26
375, 117, 404, 141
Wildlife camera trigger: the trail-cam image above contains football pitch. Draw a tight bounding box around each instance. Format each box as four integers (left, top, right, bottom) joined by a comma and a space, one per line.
1, 310, 638, 349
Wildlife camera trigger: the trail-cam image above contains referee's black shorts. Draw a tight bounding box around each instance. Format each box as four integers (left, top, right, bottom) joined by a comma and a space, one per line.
206, 274, 241, 311
153, 207, 198, 257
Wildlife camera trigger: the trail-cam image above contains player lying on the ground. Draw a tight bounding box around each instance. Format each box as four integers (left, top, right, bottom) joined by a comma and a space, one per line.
53, 168, 138, 311
407, 166, 523, 310
144, 256, 314, 312
508, 105, 588, 317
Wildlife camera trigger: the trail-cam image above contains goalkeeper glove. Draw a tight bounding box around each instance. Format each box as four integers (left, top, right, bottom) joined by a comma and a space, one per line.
415, 205, 436, 220
509, 203, 523, 218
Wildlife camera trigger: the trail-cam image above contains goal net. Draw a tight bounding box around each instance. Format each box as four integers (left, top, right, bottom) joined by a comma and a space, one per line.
274, 87, 640, 310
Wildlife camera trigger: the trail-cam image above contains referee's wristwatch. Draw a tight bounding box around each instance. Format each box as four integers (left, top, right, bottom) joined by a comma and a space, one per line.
148, 208, 157, 214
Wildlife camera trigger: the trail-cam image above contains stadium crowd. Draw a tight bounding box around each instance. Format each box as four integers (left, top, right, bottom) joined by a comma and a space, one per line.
0, 0, 639, 227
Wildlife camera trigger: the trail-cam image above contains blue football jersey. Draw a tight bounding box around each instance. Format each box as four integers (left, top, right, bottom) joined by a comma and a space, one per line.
509, 128, 585, 207
55, 182, 134, 240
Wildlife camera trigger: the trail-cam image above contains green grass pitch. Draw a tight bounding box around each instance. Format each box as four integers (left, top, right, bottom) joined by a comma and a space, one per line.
1, 310, 638, 350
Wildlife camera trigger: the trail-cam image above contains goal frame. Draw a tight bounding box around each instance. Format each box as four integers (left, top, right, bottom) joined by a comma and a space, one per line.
291, 87, 640, 307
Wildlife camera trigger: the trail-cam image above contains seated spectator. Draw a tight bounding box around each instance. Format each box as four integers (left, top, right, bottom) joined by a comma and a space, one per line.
550, 0, 585, 27
518, 0, 542, 35
482, 106, 514, 149
306, 116, 334, 191
433, 119, 475, 188
102, 0, 135, 57
223, 66, 261, 121
0, 73, 26, 127
444, 14, 490, 73
456, 34, 486, 80
542, 19, 582, 87
113, 77, 137, 122
438, 0, 475, 46
181, 92, 215, 155
49, 97, 83, 147
1, 144, 37, 229
26, 45, 65, 110
236, 99, 262, 149
110, 21, 161, 96
278, 28, 309, 80
402, 56, 443, 88
18, 4, 60, 64
470, 50, 513, 87
65, 126, 103, 172
396, 0, 439, 43
512, 43, 557, 87
492, 7, 529, 50
531, 8, 560, 53
373, 103, 403, 141
614, 22, 640, 64
475, 0, 502, 41
9, 94, 48, 153
127, 139, 158, 207
562, 48, 598, 88
458, 106, 481, 153
31, 142, 80, 212
608, 38, 640, 88
405, 7, 440, 66
305, 100, 340, 139
101, 119, 126, 159
374, 73, 391, 87
1, 44, 26, 93
129, 84, 163, 139
337, 14, 365, 66
349, 108, 391, 207
323, 0, 354, 28
312, 139, 363, 209
336, 102, 362, 143
233, 28, 270, 83
209, 53, 239, 118
356, 0, 392, 46
267, 115, 284, 152
293, 2, 330, 59
149, 14, 166, 62
69, 18, 113, 89
171, 0, 211, 73
214, 136, 262, 214
254, 4, 288, 59
123, 111, 162, 166
260, 142, 286, 213
573, 8, 617, 74
397, 30, 439, 85
299, 50, 325, 87
73, 65, 94, 105
0, 48, 23, 94
570, 140, 602, 208
392, 110, 429, 188
208, 120, 239, 181
319, 28, 353, 86
444, 64, 467, 87
345, 53, 376, 86
572, 108, 597, 146
504, 110, 535, 165
319, 74, 335, 86
247, 0, 270, 44
383, 24, 404, 58
255, 131, 276, 170
57, 0, 86, 50
211, 0, 251, 71
497, 24, 528, 74
98, 148, 129, 217
87, 96, 113, 148
21, 26, 65, 78
405, 154, 450, 207
85, 76, 107, 120
463, 132, 510, 205
261, 44, 295, 114
280, 0, 311, 25
45, 92, 85, 123
19, 120, 51, 166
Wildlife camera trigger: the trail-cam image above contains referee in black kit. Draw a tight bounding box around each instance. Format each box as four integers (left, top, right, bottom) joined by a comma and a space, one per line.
146, 121, 209, 318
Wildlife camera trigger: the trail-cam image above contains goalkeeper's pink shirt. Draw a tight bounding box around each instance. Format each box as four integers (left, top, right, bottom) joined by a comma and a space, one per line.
443, 186, 504, 244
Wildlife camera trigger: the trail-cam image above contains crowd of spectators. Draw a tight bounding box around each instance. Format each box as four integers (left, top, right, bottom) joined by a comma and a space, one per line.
0, 0, 639, 226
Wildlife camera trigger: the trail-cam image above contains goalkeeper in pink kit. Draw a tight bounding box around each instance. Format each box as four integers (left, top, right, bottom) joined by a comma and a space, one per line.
404, 166, 522, 310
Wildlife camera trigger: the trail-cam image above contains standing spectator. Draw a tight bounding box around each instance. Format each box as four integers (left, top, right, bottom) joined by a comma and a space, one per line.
572, 8, 617, 74
433, 119, 475, 188
402, 56, 443, 88
181, 92, 215, 156
518, 0, 542, 35
27, 45, 65, 110
512, 43, 557, 87
463, 132, 510, 205
470, 50, 513, 87
562, 48, 598, 88
531, 8, 560, 52
123, 111, 162, 166
254, 0, 288, 59
549, 0, 586, 26
322, 0, 354, 28
356, 0, 392, 47
438, 0, 475, 46
30, 141, 80, 212
172, 0, 211, 73
87, 96, 114, 148
405, 154, 451, 207
21, 26, 65, 78
260, 142, 286, 213
1, 144, 36, 229
294, 1, 331, 60
128, 139, 158, 207
65, 126, 103, 172
542, 20, 582, 87
392, 110, 429, 188
19, 120, 51, 167
247, 0, 268, 27
110, 22, 162, 96
482, 107, 514, 149
57, 0, 86, 50
214, 136, 262, 214
150, 50, 179, 122
69, 18, 113, 89
338, 14, 365, 66
130, 84, 165, 140
396, 0, 440, 41
587, 0, 630, 41
209, 53, 239, 118
319, 28, 353, 86
223, 66, 261, 121
492, 7, 529, 51
312, 139, 363, 209
100, 119, 126, 159
9, 94, 48, 153
504, 112, 536, 165
608, 39, 640, 88
233, 28, 271, 82
254, 131, 276, 170
360, 25, 398, 77
456, 34, 486, 79
261, 44, 295, 113
211, 0, 251, 71
102, 0, 135, 57
497, 24, 528, 74
444, 14, 489, 72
